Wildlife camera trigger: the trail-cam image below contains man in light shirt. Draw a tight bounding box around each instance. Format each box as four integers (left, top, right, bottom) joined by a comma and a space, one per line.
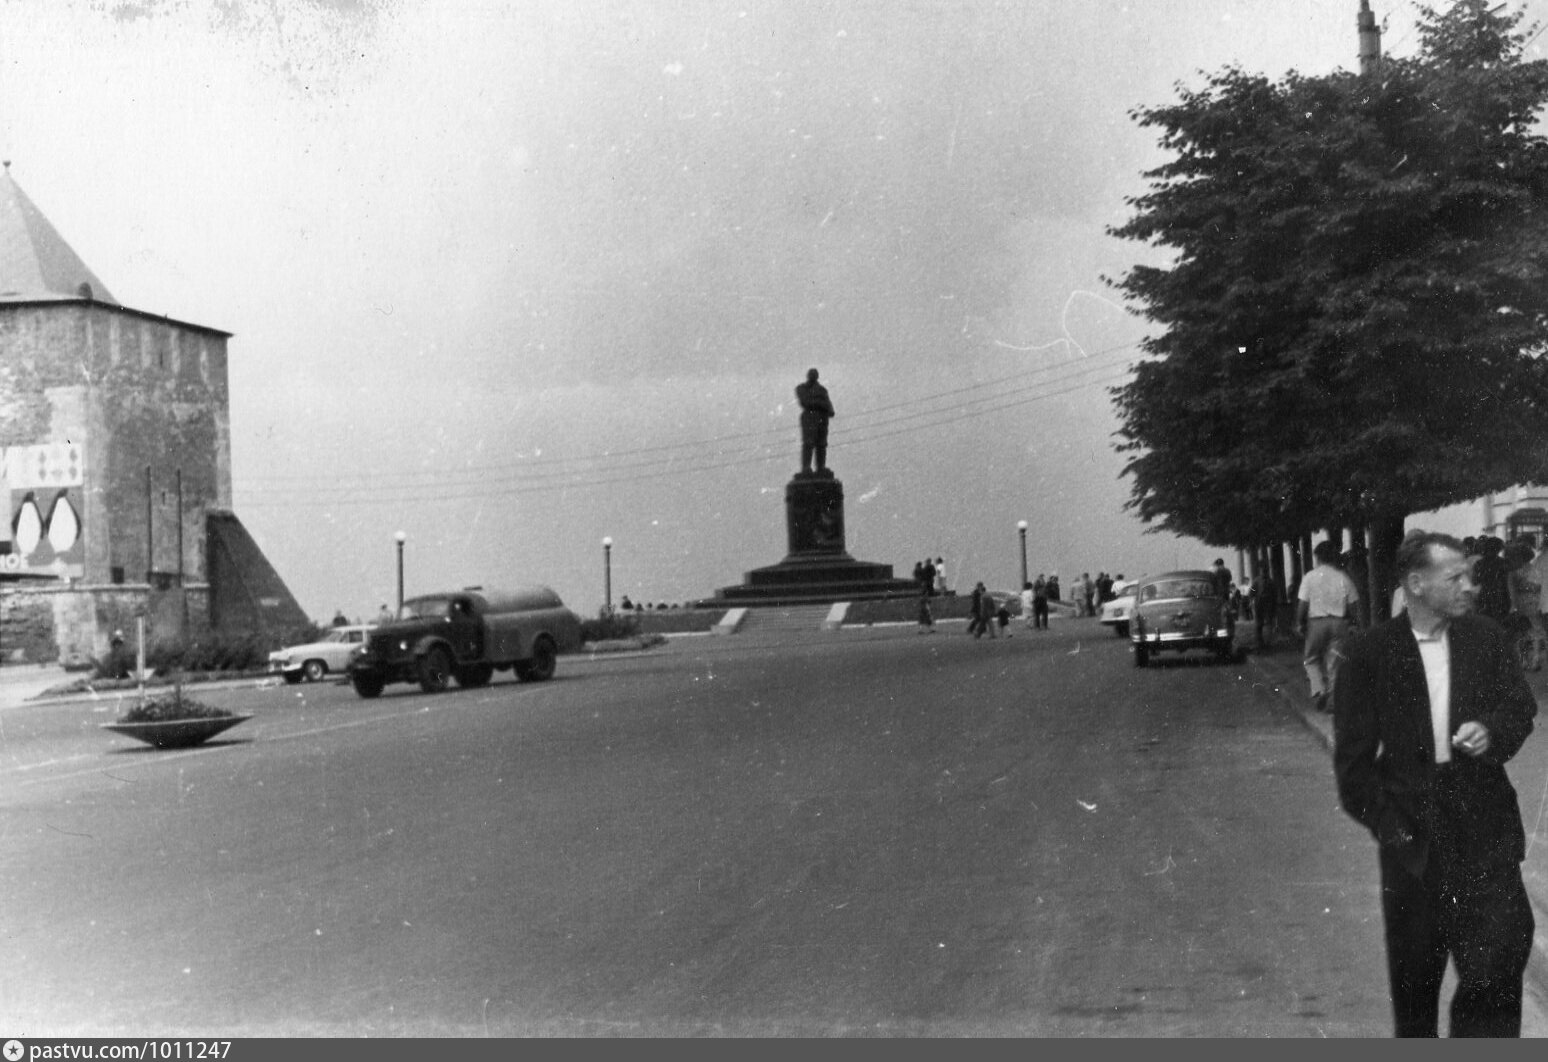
1296, 539, 1365, 712
1333, 530, 1537, 1037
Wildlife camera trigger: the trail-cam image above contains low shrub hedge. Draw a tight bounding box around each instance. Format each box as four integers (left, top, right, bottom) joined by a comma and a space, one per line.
580, 611, 642, 644
94, 624, 323, 680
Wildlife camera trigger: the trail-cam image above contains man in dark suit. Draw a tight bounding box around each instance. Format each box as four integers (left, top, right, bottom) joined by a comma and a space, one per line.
1334, 529, 1537, 1037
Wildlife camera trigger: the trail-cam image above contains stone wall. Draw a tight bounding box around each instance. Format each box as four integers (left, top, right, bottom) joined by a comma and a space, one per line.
0, 583, 211, 667
0, 589, 54, 663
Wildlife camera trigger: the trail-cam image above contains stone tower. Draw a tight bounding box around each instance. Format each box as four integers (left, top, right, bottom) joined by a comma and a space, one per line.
0, 163, 307, 664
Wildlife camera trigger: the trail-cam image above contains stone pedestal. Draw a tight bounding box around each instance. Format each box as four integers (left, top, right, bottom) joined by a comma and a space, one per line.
705, 470, 919, 606
785, 472, 846, 557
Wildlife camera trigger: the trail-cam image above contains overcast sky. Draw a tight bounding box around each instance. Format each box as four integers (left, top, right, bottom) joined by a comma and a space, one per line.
2, 0, 1534, 620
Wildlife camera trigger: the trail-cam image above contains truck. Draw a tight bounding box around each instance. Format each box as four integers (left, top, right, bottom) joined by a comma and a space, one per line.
347, 586, 582, 698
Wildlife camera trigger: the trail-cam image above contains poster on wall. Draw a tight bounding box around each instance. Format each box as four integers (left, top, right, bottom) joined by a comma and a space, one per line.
1, 442, 86, 578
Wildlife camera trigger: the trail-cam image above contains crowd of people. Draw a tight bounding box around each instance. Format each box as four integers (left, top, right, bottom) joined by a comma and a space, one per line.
908, 561, 1135, 637
1289, 531, 1548, 712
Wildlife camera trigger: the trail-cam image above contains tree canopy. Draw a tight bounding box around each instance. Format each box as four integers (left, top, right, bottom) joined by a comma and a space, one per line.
1109, 0, 1548, 552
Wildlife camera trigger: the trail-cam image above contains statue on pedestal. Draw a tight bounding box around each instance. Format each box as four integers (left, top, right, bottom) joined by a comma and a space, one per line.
795, 368, 835, 475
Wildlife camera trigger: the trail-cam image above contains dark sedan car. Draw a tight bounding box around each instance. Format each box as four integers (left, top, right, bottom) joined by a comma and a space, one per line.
1129, 570, 1236, 667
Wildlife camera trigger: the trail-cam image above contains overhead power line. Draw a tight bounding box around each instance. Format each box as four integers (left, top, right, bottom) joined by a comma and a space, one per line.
233, 353, 1139, 509
238, 339, 1143, 490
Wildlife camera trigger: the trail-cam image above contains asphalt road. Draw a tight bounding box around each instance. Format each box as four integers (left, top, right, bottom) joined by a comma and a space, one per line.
0, 622, 1537, 1036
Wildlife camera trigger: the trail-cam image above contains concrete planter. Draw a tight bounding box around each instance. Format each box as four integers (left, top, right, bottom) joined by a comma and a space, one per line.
101, 713, 252, 749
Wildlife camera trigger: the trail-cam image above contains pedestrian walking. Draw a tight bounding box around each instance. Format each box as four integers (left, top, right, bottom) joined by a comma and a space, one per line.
1020, 582, 1036, 631
967, 583, 984, 637
1210, 557, 1232, 600
1333, 530, 1537, 1037
916, 589, 935, 633
922, 557, 937, 598
1252, 573, 1279, 651
934, 557, 949, 596
1473, 536, 1511, 623
967, 582, 996, 639
1506, 536, 1543, 671
1032, 575, 1049, 630
1531, 538, 1548, 656
1296, 539, 1364, 712
978, 585, 999, 639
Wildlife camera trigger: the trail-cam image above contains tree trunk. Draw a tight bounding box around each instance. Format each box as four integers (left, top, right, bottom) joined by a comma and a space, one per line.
1288, 538, 1302, 599
1366, 512, 1407, 624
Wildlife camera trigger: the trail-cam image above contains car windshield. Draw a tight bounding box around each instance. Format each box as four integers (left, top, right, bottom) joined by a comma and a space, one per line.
322, 629, 350, 644
1140, 579, 1215, 602
399, 596, 452, 620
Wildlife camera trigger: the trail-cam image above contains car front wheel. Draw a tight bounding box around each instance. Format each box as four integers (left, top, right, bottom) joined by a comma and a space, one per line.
418, 647, 453, 694
303, 660, 327, 683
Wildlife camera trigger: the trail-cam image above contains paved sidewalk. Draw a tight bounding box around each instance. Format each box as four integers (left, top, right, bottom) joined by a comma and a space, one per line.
0, 662, 75, 709
1246, 639, 1548, 1027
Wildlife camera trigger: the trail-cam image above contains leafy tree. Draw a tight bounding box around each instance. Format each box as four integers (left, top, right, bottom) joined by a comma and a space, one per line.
1109, 1, 1548, 611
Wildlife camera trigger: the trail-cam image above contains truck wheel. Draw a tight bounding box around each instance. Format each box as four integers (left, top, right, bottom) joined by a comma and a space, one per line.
283, 671, 304, 685
516, 637, 557, 682
455, 663, 494, 688
351, 672, 384, 699
1114, 622, 1128, 638
418, 647, 452, 693
303, 660, 327, 683
1134, 644, 1149, 668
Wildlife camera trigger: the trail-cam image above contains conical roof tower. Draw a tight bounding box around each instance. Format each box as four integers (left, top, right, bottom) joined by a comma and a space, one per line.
0, 161, 117, 304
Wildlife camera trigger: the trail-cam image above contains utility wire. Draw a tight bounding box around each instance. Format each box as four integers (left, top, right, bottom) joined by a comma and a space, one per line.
238, 340, 1141, 489
234, 361, 1135, 508
233, 354, 1134, 496
271, 353, 1130, 492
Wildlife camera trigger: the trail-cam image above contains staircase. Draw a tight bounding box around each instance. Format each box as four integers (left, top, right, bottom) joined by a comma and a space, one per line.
733, 604, 837, 634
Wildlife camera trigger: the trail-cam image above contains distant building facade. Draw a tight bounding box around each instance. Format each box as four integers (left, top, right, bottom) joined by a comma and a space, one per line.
0, 163, 306, 664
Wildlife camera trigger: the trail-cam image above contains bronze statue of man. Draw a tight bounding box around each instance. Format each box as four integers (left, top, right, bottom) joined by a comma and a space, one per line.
795, 368, 835, 474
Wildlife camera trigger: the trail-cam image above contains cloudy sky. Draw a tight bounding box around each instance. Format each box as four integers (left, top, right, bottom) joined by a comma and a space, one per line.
1, 0, 1533, 619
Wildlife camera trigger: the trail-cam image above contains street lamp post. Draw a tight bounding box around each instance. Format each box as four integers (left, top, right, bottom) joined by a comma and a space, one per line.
394, 531, 406, 615
1017, 520, 1029, 589
602, 537, 613, 615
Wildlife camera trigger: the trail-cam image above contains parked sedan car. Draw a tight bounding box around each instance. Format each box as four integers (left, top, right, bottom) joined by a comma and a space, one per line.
1098, 579, 1140, 637
268, 624, 376, 684
1129, 570, 1235, 667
